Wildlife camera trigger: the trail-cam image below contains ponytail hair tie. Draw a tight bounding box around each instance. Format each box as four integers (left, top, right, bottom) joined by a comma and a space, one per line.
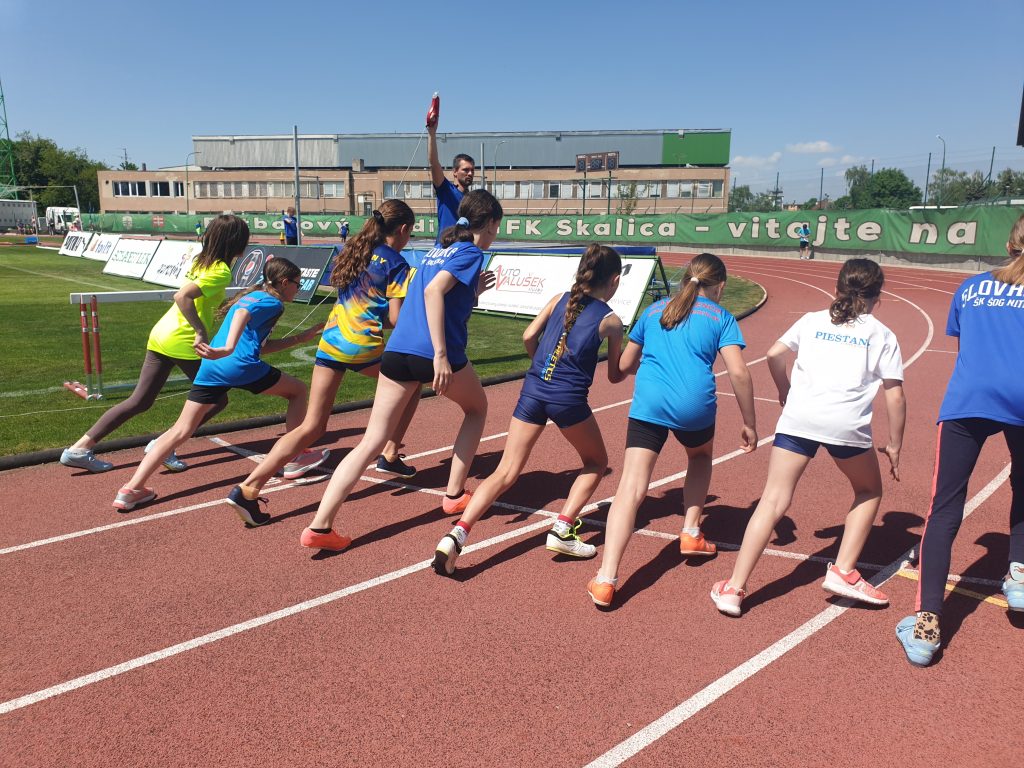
456, 216, 470, 227
372, 210, 385, 225
690, 276, 700, 284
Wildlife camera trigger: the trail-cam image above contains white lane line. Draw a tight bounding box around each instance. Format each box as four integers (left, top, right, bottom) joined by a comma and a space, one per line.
0, 262, 123, 291
0, 516, 556, 716
926, 348, 957, 355
583, 462, 1010, 768
0, 481, 298, 556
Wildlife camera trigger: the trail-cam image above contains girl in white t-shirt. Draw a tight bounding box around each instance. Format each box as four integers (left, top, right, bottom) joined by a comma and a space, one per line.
711, 259, 906, 617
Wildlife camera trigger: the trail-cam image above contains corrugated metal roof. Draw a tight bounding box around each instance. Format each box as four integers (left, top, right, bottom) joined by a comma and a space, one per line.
192, 129, 729, 170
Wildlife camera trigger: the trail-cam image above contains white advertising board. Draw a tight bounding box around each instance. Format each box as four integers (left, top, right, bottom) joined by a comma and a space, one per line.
476, 252, 658, 326
58, 231, 93, 257
102, 238, 162, 279
82, 233, 121, 262
143, 240, 204, 288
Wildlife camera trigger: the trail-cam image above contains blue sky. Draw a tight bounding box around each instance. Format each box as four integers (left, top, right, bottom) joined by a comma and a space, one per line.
3, 0, 1022, 203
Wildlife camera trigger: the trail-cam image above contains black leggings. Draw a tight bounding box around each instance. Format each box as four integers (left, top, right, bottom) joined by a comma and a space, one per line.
85, 350, 228, 442
917, 417, 1024, 614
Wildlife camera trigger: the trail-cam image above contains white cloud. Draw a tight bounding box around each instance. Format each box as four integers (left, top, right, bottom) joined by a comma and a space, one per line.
818, 157, 838, 167
730, 151, 782, 170
786, 140, 839, 154
840, 154, 861, 164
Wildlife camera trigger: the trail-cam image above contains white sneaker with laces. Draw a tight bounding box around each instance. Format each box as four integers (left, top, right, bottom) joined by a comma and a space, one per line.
545, 520, 597, 559
60, 448, 113, 473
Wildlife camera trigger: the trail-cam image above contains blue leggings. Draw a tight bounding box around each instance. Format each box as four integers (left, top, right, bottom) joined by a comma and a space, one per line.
916, 417, 1024, 614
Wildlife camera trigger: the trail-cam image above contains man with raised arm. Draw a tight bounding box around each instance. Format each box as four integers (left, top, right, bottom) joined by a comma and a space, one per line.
427, 98, 476, 240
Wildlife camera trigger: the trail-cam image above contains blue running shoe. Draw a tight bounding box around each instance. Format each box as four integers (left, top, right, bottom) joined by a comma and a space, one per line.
226, 485, 271, 528
895, 615, 940, 667
1002, 563, 1024, 611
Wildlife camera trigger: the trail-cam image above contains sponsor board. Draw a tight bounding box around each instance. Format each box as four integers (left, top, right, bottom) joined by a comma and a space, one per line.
58, 231, 94, 257
143, 240, 204, 288
230, 244, 336, 304
102, 238, 162, 279
476, 252, 658, 327
82, 233, 121, 262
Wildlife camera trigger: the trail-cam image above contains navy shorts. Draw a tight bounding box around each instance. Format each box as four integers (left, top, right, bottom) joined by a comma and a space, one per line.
381, 351, 467, 384
187, 367, 282, 404
625, 417, 715, 452
314, 355, 381, 373
773, 432, 868, 459
512, 393, 593, 429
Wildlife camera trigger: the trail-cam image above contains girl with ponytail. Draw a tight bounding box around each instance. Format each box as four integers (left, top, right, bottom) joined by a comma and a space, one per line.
897, 215, 1024, 666
589, 252, 758, 608
299, 189, 502, 552
224, 200, 423, 526
712, 258, 906, 618
432, 244, 626, 575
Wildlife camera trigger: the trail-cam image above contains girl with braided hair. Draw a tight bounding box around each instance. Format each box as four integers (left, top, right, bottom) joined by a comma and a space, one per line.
432, 244, 626, 575
589, 252, 758, 608
712, 258, 906, 618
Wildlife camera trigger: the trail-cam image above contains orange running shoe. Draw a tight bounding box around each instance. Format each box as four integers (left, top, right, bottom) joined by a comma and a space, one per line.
679, 531, 717, 557
299, 528, 352, 552
441, 491, 472, 515
587, 576, 617, 607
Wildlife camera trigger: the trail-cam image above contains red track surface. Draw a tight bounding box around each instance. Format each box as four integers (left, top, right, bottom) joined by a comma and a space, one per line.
2, 255, 1021, 767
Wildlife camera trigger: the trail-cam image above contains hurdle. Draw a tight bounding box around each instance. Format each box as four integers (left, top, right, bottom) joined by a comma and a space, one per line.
65, 288, 246, 400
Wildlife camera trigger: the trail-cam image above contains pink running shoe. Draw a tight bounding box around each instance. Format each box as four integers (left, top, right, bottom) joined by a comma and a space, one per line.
821, 563, 889, 605
282, 449, 330, 480
710, 580, 745, 617
113, 486, 156, 511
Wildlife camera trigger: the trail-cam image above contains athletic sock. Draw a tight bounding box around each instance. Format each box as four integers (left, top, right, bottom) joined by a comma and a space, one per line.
1008, 561, 1024, 582
310, 527, 332, 535
445, 490, 465, 500
682, 526, 700, 538
553, 515, 575, 537
451, 524, 469, 546
594, 573, 618, 586
914, 611, 940, 644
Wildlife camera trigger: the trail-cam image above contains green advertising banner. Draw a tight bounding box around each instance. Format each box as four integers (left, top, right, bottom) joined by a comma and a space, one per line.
81, 205, 1024, 259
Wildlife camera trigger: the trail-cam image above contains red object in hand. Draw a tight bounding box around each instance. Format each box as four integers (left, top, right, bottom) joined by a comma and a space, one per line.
426, 92, 440, 128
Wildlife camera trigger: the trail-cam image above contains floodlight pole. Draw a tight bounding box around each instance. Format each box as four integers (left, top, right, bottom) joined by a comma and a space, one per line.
582, 166, 587, 216
923, 152, 932, 205
607, 169, 612, 215
184, 150, 200, 216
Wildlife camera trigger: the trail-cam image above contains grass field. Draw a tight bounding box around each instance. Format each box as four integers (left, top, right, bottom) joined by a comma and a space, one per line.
0, 245, 764, 457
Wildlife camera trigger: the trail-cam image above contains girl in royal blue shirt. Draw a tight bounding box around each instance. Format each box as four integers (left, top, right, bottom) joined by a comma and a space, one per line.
299, 190, 503, 552
432, 244, 626, 575
897, 214, 1024, 666
112, 257, 324, 513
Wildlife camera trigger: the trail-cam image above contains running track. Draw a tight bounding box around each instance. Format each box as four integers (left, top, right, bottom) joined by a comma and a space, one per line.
1, 255, 1020, 767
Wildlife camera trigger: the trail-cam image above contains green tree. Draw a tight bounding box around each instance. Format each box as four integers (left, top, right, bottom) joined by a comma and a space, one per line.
615, 182, 638, 215
844, 165, 921, 209
994, 168, 1024, 198
119, 160, 139, 171
929, 167, 968, 206
728, 184, 754, 212
11, 132, 108, 212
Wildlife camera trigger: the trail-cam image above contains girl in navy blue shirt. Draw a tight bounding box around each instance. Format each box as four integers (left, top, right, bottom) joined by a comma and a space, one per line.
112, 257, 324, 513
300, 190, 503, 552
432, 244, 626, 575
897, 214, 1024, 666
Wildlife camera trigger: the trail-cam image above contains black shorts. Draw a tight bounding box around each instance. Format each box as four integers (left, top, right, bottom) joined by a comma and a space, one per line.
187, 367, 282, 404
625, 417, 715, 452
512, 393, 593, 429
380, 351, 467, 384
314, 355, 381, 373
285, 236, 298, 245
799, 239, 810, 249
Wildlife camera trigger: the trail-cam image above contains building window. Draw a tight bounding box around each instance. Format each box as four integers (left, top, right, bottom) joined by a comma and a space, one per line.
151, 181, 170, 197
712, 180, 724, 198
586, 181, 604, 199
520, 182, 543, 199
112, 181, 147, 196
321, 181, 345, 198
173, 181, 184, 197
696, 181, 713, 199
667, 181, 693, 198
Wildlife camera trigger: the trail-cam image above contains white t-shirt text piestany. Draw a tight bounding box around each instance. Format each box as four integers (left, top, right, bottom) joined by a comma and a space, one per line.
774, 310, 904, 447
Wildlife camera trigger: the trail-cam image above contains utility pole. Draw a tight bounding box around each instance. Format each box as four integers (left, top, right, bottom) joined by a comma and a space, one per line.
121, 148, 130, 169
293, 125, 301, 245
819, 167, 824, 203
924, 152, 932, 205
773, 172, 781, 210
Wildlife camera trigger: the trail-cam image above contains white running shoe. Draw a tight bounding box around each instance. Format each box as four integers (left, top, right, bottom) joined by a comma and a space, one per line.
821, 563, 889, 605
282, 449, 330, 480
545, 520, 597, 559
432, 531, 463, 576
145, 438, 188, 472
60, 448, 113, 473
